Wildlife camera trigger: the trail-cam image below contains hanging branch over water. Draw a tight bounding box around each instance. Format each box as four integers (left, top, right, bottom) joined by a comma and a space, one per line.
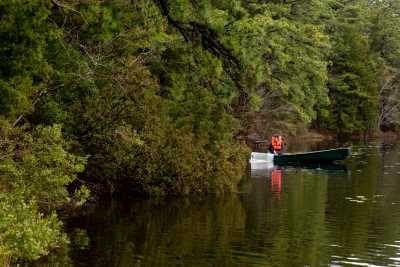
154, 0, 250, 115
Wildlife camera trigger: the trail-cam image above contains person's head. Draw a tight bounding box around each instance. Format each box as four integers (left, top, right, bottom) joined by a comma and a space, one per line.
273, 134, 281, 140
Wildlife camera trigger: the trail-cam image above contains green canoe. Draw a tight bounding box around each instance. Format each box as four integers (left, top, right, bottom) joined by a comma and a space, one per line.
273, 147, 351, 165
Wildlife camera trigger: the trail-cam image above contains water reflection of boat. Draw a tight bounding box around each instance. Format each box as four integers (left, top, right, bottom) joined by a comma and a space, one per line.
250, 161, 274, 177
250, 161, 348, 177
279, 162, 348, 172
250, 160, 274, 170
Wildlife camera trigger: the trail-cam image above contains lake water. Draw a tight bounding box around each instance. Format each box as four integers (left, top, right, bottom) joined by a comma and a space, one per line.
49, 140, 400, 266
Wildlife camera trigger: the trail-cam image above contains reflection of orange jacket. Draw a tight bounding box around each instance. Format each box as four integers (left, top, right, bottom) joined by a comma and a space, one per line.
271, 169, 282, 193
271, 136, 282, 151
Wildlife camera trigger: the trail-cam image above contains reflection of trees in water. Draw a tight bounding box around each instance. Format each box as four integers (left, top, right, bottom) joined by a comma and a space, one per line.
63, 179, 330, 267
62, 172, 331, 267
326, 141, 400, 265
273, 171, 328, 266
65, 197, 248, 267
54, 142, 400, 267
225, 170, 329, 266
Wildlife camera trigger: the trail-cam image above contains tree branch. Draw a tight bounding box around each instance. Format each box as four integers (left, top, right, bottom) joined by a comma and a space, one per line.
153, 0, 250, 114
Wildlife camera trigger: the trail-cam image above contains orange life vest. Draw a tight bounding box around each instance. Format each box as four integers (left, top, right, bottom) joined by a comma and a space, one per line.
271, 136, 282, 151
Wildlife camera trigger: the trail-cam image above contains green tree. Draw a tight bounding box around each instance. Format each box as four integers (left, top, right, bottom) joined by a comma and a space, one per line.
0, 193, 68, 265
0, 0, 57, 122
0, 123, 86, 264
317, 0, 380, 135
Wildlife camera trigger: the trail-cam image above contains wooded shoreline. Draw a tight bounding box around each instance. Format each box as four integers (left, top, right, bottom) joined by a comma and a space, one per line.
0, 0, 399, 265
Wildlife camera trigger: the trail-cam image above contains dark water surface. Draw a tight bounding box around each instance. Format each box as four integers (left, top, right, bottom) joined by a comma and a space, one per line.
60, 141, 400, 267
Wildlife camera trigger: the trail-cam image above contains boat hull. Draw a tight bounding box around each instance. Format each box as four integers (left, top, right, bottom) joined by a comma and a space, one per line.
273, 148, 351, 165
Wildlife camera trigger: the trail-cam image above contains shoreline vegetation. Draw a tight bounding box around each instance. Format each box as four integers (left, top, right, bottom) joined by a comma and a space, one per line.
0, 0, 399, 265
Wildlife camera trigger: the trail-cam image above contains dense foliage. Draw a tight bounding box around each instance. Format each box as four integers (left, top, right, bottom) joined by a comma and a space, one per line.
0, 0, 399, 263
0, 123, 87, 265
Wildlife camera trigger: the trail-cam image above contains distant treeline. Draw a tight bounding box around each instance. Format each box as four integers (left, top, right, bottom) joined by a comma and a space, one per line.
0, 0, 399, 264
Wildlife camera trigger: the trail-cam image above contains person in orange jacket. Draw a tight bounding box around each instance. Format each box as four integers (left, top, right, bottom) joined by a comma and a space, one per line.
270, 135, 285, 155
